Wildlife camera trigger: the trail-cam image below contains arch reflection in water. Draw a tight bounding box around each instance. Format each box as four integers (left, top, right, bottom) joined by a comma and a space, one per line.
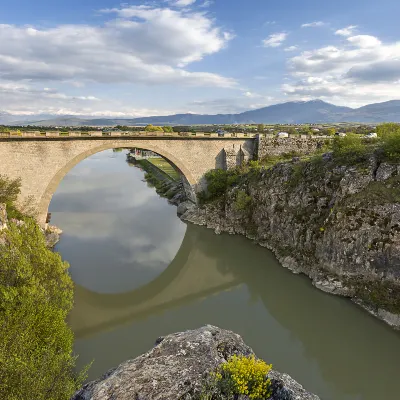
49, 149, 400, 400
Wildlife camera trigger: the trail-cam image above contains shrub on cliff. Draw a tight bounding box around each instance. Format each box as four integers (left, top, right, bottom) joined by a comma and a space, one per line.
200, 355, 272, 399
332, 134, 368, 163
234, 190, 252, 212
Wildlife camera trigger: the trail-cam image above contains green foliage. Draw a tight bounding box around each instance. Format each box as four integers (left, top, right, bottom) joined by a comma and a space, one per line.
326, 127, 336, 136
200, 355, 272, 400
257, 124, 265, 133
144, 124, 164, 132
379, 123, 400, 161
0, 220, 87, 400
0, 175, 21, 210
162, 126, 174, 133
377, 122, 400, 138
204, 169, 230, 201
234, 190, 252, 212
332, 133, 368, 163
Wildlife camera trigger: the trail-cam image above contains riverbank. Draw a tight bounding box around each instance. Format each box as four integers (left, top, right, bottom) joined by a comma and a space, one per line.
181, 150, 400, 330
72, 325, 319, 400
127, 153, 186, 205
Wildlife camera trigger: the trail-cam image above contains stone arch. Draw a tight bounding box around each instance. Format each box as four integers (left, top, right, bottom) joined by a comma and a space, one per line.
37, 141, 197, 226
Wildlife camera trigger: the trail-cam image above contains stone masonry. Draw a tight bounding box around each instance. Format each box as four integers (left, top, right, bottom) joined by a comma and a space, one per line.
258, 136, 327, 159
0, 137, 255, 225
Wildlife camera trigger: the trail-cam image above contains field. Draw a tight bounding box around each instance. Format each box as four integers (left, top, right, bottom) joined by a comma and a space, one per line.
147, 157, 180, 180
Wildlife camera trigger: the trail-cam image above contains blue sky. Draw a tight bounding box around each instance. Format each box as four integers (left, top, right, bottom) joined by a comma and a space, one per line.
0, 0, 399, 116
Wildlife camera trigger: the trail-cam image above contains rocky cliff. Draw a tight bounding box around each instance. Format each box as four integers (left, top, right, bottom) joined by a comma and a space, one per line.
72, 325, 319, 400
181, 155, 400, 329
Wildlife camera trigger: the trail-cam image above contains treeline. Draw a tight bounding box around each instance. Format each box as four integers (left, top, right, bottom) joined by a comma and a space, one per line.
0, 176, 86, 400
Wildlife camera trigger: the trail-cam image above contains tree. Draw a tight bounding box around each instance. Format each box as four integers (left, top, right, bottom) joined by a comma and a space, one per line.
326, 128, 336, 136
257, 124, 265, 133
377, 123, 400, 138
145, 124, 164, 132
162, 126, 173, 133
0, 177, 87, 399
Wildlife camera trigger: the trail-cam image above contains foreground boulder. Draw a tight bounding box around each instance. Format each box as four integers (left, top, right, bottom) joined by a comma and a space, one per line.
72, 325, 319, 400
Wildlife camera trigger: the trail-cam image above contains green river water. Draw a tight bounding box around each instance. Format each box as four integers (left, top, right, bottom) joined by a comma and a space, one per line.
49, 149, 400, 400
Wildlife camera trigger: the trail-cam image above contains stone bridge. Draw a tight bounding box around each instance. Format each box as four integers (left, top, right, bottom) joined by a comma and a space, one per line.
0, 135, 255, 225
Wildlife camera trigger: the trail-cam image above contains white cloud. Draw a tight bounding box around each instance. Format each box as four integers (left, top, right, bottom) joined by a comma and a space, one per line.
335, 25, 357, 37
301, 21, 326, 28
262, 32, 288, 48
199, 0, 213, 7
284, 33, 400, 106
347, 35, 381, 48
170, 0, 197, 7
284, 45, 299, 52
0, 5, 234, 88
0, 80, 182, 117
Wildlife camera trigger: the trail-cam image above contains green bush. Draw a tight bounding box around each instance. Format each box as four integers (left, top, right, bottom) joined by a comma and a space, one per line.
144, 124, 163, 132
234, 190, 252, 212
332, 133, 368, 163
200, 355, 272, 400
0, 175, 21, 210
0, 220, 87, 400
379, 124, 400, 161
205, 169, 230, 200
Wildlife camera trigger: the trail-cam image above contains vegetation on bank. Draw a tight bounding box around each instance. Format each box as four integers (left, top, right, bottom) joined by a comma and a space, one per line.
200, 355, 272, 400
197, 124, 400, 315
0, 176, 86, 400
146, 157, 180, 181
131, 159, 181, 200
199, 123, 400, 204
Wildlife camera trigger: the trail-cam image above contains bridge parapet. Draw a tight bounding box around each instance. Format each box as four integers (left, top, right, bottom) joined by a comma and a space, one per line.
1, 131, 261, 139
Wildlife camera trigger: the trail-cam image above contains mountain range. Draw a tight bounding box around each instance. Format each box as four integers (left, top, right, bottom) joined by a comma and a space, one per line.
2, 100, 400, 126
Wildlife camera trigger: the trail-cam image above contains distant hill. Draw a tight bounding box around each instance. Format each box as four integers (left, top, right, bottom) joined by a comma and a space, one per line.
3, 100, 400, 126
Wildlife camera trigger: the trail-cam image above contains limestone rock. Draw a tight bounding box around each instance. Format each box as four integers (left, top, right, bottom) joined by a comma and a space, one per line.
72, 326, 319, 400
44, 225, 63, 247
181, 154, 400, 329
375, 162, 397, 181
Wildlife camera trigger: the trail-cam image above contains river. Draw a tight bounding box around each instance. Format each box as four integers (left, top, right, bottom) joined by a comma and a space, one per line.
49, 149, 400, 400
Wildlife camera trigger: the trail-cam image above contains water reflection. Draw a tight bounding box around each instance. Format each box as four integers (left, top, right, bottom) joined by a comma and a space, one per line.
50, 150, 186, 293
49, 150, 400, 400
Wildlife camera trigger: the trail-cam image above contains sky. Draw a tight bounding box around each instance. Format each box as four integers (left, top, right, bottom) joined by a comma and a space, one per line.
0, 0, 400, 117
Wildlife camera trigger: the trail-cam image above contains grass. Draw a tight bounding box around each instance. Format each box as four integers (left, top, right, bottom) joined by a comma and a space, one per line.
147, 157, 180, 180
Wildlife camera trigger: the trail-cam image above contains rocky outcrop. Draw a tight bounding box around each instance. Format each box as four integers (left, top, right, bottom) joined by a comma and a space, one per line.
72, 325, 319, 400
45, 225, 63, 248
182, 155, 400, 329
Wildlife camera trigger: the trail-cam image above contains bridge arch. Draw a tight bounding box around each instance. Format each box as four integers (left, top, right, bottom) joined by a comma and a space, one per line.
37, 141, 197, 226
0, 136, 255, 226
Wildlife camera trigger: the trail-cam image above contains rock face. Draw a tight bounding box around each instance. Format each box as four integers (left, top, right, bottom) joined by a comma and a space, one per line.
44, 225, 63, 248
72, 325, 319, 400
182, 155, 400, 329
